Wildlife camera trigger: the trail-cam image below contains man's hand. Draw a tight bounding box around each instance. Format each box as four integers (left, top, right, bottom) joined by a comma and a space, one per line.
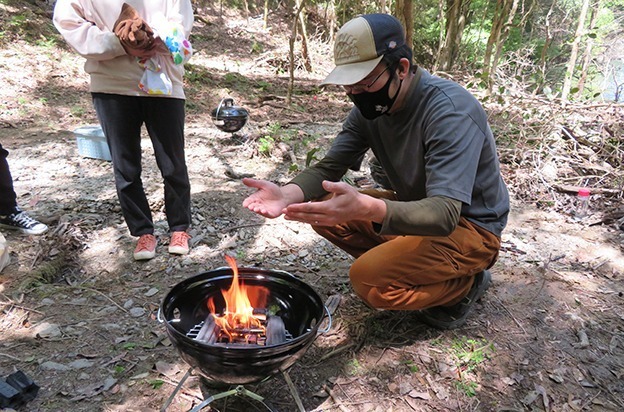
283, 180, 387, 226
242, 178, 297, 218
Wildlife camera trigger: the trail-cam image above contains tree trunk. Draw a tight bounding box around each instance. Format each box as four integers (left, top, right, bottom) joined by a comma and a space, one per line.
534, 0, 555, 95
561, 0, 590, 105
326, 0, 336, 41
433, 0, 446, 71
576, 0, 600, 98
394, 0, 414, 49
489, 0, 520, 93
288, 0, 307, 105
483, 0, 511, 90
298, 8, 313, 72
437, 0, 470, 72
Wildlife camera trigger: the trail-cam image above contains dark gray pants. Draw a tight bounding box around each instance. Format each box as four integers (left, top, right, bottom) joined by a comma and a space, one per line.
0, 143, 18, 215
92, 93, 191, 236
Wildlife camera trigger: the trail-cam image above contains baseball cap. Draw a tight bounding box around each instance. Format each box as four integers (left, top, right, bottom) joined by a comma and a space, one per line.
321, 14, 406, 86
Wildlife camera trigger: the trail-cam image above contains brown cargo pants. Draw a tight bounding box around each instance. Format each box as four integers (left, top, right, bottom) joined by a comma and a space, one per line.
312, 190, 501, 310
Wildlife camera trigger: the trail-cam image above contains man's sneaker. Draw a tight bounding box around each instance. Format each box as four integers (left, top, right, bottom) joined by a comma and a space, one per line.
0, 208, 48, 235
418, 270, 491, 330
133, 234, 157, 261
169, 231, 190, 255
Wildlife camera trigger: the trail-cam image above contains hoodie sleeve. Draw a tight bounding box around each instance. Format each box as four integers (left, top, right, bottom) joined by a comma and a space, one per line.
53, 0, 127, 61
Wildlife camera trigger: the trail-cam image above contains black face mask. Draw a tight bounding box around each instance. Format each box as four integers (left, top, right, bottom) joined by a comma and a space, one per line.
348, 69, 403, 120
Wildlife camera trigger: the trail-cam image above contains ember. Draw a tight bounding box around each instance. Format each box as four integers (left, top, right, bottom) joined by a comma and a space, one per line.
193, 256, 286, 346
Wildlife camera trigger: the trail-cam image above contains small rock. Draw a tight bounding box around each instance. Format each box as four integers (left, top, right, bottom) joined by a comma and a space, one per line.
103, 377, 118, 391
145, 288, 159, 297
40, 298, 55, 306
129, 307, 146, 317
123, 299, 134, 309
69, 359, 94, 369
33, 322, 62, 339
97, 306, 118, 315
40, 361, 70, 371
399, 382, 413, 395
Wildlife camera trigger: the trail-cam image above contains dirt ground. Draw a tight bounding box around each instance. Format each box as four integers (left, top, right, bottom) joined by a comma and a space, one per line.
1, 2, 623, 412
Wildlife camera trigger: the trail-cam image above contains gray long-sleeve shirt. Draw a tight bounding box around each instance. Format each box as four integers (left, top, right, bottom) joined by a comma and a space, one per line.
291, 68, 509, 237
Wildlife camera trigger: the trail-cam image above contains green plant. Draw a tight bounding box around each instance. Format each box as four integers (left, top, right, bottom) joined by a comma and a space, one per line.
345, 358, 362, 376
258, 136, 274, 156
148, 379, 165, 389
455, 380, 478, 397
449, 337, 493, 373
255, 80, 271, 91
70, 105, 86, 118
404, 360, 419, 373
305, 148, 320, 167
251, 40, 263, 54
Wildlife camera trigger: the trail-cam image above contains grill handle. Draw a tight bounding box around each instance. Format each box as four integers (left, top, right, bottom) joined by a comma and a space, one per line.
157, 306, 164, 323
317, 305, 332, 334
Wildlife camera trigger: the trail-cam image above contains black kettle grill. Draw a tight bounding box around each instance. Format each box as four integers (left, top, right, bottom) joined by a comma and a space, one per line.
211, 98, 249, 133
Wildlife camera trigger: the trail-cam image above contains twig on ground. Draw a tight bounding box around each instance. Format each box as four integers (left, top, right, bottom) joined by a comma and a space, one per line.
315, 343, 356, 364
0, 353, 22, 361
322, 384, 350, 412
491, 295, 527, 334
0, 300, 44, 315
60, 285, 129, 313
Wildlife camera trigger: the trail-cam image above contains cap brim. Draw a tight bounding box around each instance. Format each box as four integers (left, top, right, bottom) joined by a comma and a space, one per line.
320, 55, 384, 86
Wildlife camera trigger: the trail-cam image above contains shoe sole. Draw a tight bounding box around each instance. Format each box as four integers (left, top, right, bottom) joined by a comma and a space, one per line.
134, 251, 156, 260
168, 246, 189, 255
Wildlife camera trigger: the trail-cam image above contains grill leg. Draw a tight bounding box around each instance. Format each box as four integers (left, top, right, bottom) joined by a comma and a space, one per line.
160, 367, 193, 412
190, 385, 276, 412
282, 370, 306, 412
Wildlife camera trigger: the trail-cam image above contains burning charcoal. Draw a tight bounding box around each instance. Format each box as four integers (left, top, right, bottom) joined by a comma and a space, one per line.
265, 315, 286, 346
195, 315, 219, 344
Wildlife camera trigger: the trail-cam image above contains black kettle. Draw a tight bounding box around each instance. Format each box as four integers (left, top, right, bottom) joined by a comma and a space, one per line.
211, 98, 249, 133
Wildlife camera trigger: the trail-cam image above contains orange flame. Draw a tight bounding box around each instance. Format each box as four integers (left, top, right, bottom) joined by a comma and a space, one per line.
207, 255, 269, 343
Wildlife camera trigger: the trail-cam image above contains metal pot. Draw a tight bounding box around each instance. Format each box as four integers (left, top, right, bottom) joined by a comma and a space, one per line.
211, 98, 249, 133
159, 267, 328, 385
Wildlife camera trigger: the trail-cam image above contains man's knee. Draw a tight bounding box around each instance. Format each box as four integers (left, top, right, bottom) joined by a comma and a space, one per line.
349, 257, 397, 309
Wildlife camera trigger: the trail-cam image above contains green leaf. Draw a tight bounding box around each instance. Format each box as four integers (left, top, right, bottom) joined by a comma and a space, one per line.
305, 148, 319, 167
149, 379, 165, 389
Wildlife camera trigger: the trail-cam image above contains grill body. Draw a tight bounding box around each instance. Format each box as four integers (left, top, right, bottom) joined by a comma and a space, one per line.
160, 267, 325, 385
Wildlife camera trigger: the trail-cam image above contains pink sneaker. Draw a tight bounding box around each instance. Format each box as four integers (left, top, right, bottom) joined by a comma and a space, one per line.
169, 231, 191, 255
133, 234, 157, 261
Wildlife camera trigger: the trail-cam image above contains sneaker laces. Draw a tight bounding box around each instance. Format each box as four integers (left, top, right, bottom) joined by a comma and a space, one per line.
170, 232, 190, 248
136, 234, 156, 251
10, 211, 41, 229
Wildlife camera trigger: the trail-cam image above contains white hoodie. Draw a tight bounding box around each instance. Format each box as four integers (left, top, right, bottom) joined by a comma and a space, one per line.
53, 0, 193, 99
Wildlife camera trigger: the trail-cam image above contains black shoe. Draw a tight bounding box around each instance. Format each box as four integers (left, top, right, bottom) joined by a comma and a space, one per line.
0, 208, 48, 235
418, 270, 491, 330
369, 157, 392, 190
